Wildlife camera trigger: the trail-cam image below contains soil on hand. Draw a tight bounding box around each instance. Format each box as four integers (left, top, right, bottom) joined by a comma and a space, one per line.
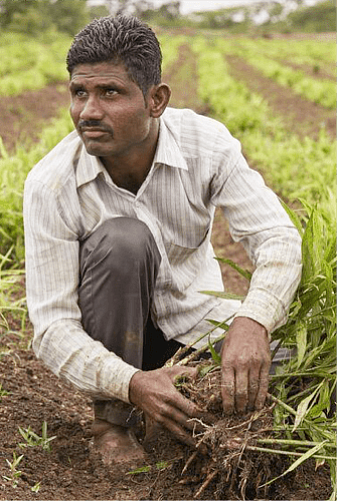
0, 31, 334, 500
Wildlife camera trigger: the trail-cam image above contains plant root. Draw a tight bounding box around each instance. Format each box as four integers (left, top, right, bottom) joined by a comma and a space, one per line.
177, 366, 282, 500
194, 468, 219, 499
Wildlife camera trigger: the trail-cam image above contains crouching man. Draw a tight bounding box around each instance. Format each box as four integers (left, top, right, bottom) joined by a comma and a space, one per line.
23, 14, 301, 467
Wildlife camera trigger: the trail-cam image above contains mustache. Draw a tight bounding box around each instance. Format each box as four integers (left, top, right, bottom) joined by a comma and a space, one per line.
78, 120, 113, 134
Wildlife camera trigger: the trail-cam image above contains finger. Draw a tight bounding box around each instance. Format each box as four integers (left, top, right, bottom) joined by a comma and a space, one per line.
247, 367, 261, 411
254, 365, 270, 410
163, 418, 197, 449
221, 366, 235, 414
163, 389, 215, 434
171, 366, 198, 381
235, 369, 249, 413
172, 392, 204, 423
145, 415, 162, 442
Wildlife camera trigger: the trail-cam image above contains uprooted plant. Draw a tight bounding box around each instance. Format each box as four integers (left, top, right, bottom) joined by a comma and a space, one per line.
139, 199, 336, 500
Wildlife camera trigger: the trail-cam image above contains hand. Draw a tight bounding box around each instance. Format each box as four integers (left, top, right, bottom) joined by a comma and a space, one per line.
129, 366, 210, 448
221, 316, 271, 414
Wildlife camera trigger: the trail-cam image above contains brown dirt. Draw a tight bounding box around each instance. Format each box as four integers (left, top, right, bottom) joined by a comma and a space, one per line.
0, 347, 332, 500
0, 82, 70, 156
225, 55, 336, 141
0, 34, 334, 500
269, 32, 336, 42
279, 59, 334, 81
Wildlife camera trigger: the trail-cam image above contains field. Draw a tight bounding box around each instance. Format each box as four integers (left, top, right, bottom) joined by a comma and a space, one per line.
0, 28, 336, 500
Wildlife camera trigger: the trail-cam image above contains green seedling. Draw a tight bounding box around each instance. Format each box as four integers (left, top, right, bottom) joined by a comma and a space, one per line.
0, 383, 10, 401
127, 461, 171, 475
31, 481, 41, 493
2, 451, 24, 488
18, 421, 56, 452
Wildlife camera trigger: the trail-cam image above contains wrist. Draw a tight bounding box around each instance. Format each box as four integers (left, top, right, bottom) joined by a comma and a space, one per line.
232, 316, 268, 337
128, 370, 143, 406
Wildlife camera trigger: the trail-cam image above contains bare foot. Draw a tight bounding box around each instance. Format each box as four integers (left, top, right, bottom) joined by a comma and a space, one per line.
91, 419, 146, 468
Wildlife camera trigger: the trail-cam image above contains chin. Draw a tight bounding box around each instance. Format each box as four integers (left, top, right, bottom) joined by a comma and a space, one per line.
82, 141, 108, 158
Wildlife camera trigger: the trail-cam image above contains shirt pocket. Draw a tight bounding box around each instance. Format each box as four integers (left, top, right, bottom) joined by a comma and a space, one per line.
166, 227, 210, 268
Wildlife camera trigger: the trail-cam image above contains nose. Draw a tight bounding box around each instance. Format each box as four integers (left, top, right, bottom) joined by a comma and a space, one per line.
79, 95, 104, 121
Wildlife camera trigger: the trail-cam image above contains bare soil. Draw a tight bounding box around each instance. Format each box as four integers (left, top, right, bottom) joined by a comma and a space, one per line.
0, 82, 70, 156
0, 345, 332, 500
225, 55, 336, 141
279, 59, 334, 82
0, 33, 334, 500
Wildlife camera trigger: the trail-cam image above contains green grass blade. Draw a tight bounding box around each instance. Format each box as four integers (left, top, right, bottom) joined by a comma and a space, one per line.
215, 257, 252, 281
200, 290, 245, 301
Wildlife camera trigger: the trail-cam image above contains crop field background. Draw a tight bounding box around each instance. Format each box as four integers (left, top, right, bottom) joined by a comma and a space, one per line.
0, 3, 336, 499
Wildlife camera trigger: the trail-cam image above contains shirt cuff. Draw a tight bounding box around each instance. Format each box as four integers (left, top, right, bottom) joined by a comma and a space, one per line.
235, 288, 287, 335
100, 357, 141, 404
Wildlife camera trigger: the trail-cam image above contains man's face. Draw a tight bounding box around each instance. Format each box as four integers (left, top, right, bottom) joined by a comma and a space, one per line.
69, 61, 153, 159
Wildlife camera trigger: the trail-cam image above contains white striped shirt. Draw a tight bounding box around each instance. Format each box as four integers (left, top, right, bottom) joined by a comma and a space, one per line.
23, 107, 302, 403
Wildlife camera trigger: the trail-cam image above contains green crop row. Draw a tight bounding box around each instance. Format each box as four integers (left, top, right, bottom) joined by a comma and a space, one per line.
0, 108, 74, 264
0, 33, 71, 96
218, 39, 335, 109
237, 37, 335, 65
0, 39, 43, 76
0, 31, 182, 97
191, 37, 335, 208
251, 39, 335, 79
159, 34, 187, 71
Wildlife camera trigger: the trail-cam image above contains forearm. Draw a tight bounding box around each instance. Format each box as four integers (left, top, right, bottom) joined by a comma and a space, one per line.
237, 226, 302, 333
33, 318, 139, 403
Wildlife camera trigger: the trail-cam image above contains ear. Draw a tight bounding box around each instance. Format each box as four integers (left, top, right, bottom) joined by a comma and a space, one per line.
148, 83, 171, 118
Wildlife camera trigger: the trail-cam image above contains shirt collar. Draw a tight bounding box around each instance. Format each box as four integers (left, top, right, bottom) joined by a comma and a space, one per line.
153, 115, 188, 171
75, 138, 105, 188
75, 111, 188, 188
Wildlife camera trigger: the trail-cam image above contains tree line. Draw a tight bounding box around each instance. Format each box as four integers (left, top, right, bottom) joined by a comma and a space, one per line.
0, 0, 334, 36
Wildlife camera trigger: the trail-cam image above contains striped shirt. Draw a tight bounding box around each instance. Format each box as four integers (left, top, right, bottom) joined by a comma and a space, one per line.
23, 107, 302, 403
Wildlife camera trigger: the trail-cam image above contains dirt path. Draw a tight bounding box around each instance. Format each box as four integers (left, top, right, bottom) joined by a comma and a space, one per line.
225, 55, 336, 141
0, 36, 333, 500
0, 82, 70, 156
279, 59, 334, 81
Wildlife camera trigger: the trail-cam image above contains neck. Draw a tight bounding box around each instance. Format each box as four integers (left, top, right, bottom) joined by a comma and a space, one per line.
101, 119, 159, 194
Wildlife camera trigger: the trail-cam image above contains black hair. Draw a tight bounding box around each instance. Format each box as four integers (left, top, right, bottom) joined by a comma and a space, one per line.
66, 15, 162, 97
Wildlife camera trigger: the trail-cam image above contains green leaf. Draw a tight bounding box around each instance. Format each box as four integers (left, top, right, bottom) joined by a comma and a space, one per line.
200, 290, 245, 301
280, 199, 304, 236
127, 465, 151, 475
280, 440, 328, 473
207, 335, 221, 364
206, 318, 230, 331
199, 364, 217, 378
215, 257, 252, 281
301, 206, 325, 283
156, 461, 169, 470
293, 383, 322, 432
261, 440, 329, 487
295, 321, 307, 368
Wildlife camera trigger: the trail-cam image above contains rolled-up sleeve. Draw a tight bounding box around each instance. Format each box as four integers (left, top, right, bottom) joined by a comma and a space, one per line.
23, 178, 139, 403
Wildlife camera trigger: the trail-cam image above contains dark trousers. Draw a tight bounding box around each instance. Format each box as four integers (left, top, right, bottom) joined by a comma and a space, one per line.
78, 217, 182, 426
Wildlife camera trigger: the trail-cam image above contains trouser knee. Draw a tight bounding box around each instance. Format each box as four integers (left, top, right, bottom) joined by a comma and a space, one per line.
80, 217, 161, 281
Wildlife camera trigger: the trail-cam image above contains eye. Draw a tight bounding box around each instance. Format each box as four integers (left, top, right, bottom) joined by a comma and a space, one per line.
105, 88, 117, 97
73, 88, 87, 98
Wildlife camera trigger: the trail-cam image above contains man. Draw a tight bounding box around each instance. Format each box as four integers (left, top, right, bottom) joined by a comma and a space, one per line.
23, 15, 302, 467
